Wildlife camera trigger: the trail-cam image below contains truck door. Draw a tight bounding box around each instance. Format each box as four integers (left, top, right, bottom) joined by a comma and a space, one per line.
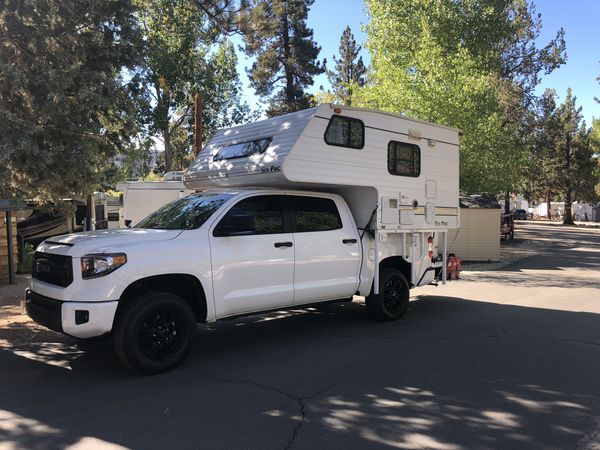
289, 195, 361, 304
209, 195, 294, 318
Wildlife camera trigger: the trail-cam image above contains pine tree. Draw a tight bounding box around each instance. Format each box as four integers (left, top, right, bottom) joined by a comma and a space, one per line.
241, 0, 324, 117
527, 89, 562, 219
327, 26, 366, 106
0, 0, 143, 203
555, 89, 596, 224
527, 89, 597, 224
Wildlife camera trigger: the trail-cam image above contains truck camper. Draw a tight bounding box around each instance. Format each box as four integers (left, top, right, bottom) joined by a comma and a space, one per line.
184, 104, 460, 295
26, 104, 460, 373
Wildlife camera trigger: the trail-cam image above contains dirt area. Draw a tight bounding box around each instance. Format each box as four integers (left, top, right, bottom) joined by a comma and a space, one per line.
0, 275, 70, 348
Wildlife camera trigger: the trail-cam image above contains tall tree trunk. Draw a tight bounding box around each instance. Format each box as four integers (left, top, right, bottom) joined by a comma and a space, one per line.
281, 1, 294, 109
163, 128, 172, 172
546, 191, 552, 219
562, 122, 573, 225
504, 191, 510, 213
563, 190, 574, 225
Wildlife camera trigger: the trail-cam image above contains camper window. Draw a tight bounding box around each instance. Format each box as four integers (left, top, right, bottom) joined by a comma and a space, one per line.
213, 138, 272, 161
387, 141, 421, 177
324, 115, 364, 149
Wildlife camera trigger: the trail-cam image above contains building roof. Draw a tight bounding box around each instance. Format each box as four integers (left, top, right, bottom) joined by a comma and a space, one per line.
459, 194, 501, 209
0, 199, 29, 212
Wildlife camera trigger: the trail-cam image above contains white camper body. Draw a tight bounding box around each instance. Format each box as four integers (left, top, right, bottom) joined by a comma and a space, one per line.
185, 104, 460, 291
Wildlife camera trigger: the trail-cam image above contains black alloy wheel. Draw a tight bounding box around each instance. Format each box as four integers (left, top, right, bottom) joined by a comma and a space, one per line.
366, 269, 410, 321
138, 308, 187, 361
113, 292, 197, 374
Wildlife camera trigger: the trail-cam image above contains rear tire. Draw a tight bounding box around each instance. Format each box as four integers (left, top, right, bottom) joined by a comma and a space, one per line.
113, 292, 196, 374
366, 269, 410, 321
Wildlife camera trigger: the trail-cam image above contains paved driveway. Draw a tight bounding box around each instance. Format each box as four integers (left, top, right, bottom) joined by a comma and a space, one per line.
1, 221, 599, 449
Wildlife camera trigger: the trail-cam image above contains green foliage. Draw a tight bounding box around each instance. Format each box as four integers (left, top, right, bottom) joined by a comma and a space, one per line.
526, 89, 598, 224
0, 0, 143, 203
241, 0, 324, 117
17, 242, 34, 274
360, 0, 565, 194
136, 1, 257, 172
326, 26, 366, 106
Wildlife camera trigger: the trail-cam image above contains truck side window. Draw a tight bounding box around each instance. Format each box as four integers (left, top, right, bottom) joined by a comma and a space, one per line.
324, 115, 364, 149
388, 141, 421, 177
291, 196, 343, 233
215, 195, 285, 236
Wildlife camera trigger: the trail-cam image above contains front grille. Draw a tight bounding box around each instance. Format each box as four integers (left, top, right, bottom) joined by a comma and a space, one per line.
32, 252, 74, 287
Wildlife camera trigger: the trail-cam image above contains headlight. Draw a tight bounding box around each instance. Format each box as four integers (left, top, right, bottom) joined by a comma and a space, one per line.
80, 253, 127, 279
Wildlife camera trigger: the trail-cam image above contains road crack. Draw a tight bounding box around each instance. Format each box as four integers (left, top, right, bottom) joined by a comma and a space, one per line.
188, 366, 333, 449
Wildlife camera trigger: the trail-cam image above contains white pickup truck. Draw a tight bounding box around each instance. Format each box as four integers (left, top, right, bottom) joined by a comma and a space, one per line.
26, 189, 442, 373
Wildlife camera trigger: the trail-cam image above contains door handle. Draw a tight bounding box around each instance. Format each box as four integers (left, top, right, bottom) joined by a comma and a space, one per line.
343, 239, 357, 244
274, 241, 293, 248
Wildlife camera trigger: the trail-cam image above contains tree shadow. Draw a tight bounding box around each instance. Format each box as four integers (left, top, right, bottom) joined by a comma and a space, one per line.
1, 296, 600, 449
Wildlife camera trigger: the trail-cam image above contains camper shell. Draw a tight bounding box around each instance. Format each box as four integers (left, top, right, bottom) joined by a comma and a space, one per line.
185, 104, 461, 291
185, 104, 460, 230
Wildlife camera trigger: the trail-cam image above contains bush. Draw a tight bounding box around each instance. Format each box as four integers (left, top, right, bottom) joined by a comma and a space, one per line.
17, 242, 35, 274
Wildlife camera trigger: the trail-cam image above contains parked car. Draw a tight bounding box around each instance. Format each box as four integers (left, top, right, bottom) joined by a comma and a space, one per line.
514, 209, 528, 220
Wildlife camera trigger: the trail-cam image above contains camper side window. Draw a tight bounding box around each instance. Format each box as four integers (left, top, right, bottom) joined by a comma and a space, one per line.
324, 115, 364, 149
387, 141, 421, 177
213, 138, 272, 161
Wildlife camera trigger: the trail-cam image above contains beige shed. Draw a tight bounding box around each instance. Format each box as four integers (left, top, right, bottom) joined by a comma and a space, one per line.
448, 195, 501, 262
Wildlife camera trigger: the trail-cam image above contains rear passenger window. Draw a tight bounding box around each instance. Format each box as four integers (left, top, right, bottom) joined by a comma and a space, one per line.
291, 196, 343, 232
324, 115, 364, 149
215, 195, 285, 236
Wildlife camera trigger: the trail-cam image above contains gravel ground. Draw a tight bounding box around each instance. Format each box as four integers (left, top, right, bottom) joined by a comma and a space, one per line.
0, 275, 71, 348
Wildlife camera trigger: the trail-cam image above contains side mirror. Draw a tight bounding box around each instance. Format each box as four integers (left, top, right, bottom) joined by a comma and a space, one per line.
216, 214, 256, 236
125, 219, 132, 228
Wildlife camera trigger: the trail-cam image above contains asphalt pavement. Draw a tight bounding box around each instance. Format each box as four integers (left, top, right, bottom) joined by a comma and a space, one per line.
0, 221, 599, 450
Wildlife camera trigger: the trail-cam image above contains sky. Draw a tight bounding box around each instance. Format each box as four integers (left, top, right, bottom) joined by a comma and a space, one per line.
234, 0, 600, 125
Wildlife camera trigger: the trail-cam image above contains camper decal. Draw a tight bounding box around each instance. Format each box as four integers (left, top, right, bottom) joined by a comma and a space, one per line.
260, 165, 281, 174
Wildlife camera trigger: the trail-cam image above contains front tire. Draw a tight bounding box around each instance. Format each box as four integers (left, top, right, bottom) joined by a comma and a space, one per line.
366, 269, 410, 321
113, 292, 196, 374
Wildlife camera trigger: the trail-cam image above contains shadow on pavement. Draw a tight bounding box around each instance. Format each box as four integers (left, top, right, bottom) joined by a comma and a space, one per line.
1, 296, 599, 449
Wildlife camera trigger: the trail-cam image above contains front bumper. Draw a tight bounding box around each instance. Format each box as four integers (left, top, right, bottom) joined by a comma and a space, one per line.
25, 289, 119, 339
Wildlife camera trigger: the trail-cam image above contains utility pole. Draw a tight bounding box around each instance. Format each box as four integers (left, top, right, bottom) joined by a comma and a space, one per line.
194, 93, 203, 157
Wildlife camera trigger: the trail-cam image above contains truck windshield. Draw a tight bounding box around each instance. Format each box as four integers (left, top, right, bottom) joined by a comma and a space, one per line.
135, 192, 235, 230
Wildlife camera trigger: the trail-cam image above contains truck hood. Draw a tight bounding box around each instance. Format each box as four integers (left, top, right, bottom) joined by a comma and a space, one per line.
37, 228, 182, 257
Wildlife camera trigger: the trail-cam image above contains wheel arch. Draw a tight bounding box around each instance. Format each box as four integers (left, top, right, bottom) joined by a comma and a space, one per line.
117, 274, 208, 323
379, 256, 412, 287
